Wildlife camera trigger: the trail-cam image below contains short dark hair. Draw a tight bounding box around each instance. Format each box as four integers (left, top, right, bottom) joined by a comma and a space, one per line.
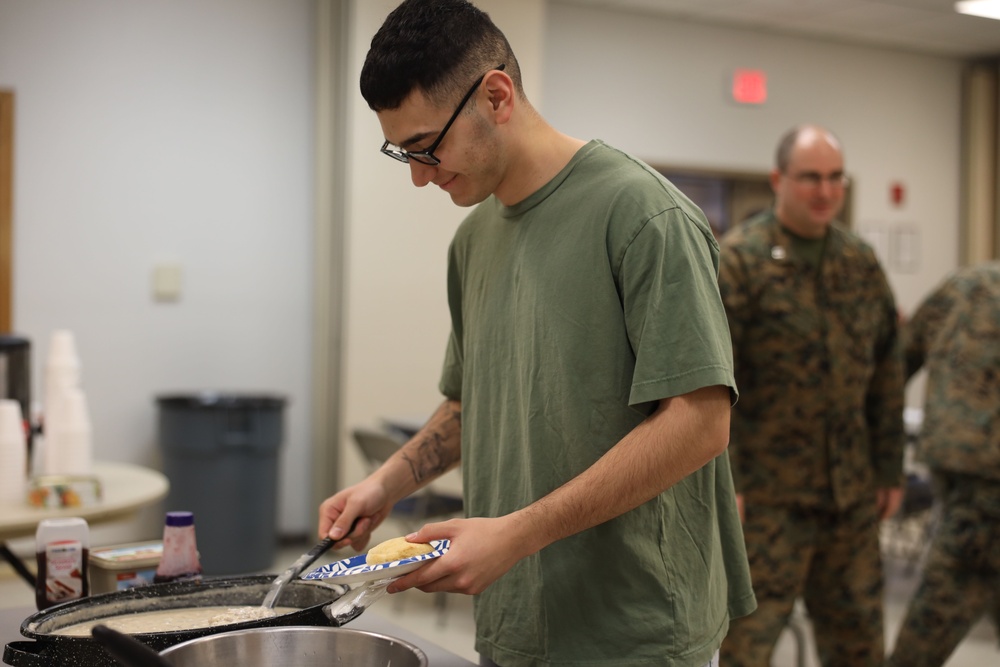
360, 0, 522, 112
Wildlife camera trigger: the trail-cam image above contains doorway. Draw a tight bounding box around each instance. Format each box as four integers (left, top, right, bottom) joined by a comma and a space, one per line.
655, 165, 853, 239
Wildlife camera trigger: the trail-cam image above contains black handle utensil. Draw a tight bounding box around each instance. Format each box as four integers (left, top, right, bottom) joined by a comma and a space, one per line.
91, 625, 173, 667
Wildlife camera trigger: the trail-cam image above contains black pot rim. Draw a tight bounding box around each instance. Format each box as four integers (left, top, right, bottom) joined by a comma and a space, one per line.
22, 574, 345, 641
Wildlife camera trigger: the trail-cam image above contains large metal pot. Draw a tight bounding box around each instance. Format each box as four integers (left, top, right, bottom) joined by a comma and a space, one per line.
3, 575, 348, 667
159, 626, 427, 667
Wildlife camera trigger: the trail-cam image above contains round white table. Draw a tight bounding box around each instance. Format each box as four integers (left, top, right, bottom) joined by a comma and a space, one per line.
0, 461, 169, 585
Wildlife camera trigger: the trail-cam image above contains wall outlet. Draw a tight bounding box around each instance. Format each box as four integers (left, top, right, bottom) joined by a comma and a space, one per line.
152, 263, 182, 302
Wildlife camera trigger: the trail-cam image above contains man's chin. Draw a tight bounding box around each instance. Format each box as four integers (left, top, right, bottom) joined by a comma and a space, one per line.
449, 192, 488, 207
808, 213, 836, 229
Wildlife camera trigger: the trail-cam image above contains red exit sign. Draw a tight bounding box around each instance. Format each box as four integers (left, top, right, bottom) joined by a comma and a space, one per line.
732, 69, 767, 105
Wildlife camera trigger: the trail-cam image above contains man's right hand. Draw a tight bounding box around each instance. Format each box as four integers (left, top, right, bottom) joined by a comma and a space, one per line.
318, 479, 392, 551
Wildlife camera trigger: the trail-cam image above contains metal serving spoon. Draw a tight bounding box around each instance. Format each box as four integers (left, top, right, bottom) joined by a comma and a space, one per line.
261, 516, 362, 610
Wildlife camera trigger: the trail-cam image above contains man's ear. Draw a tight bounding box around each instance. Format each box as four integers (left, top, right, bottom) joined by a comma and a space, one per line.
483, 69, 514, 125
769, 168, 782, 194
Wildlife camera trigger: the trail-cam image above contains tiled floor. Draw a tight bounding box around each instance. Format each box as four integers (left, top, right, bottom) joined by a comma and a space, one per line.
1, 521, 996, 666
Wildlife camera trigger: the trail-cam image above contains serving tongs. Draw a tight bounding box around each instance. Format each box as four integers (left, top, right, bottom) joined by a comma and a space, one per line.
264, 518, 428, 627
308, 536, 450, 625
261, 517, 362, 610
260, 537, 336, 609
324, 578, 395, 626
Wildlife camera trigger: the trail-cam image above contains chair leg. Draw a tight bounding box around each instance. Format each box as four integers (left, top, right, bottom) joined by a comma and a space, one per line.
787, 616, 808, 667
435, 591, 448, 628
786, 599, 809, 667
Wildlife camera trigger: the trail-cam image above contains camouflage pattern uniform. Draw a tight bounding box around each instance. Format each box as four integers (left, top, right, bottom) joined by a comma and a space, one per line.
887, 261, 1000, 667
717, 211, 906, 666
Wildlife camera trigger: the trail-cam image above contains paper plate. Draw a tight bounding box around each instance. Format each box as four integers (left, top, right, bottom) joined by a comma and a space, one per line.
302, 539, 450, 586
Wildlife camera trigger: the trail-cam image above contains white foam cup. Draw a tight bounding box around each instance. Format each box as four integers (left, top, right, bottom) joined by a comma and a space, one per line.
46, 388, 92, 476
47, 330, 80, 366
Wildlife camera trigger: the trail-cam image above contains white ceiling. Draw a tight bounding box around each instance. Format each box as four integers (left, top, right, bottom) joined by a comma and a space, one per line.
557, 0, 1000, 58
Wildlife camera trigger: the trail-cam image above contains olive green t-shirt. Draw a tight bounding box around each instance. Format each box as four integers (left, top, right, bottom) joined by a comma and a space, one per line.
439, 141, 755, 666
783, 225, 827, 270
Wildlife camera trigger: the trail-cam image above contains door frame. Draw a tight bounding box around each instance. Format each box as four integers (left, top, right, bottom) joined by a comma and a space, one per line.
310, 1, 349, 514
0, 90, 12, 333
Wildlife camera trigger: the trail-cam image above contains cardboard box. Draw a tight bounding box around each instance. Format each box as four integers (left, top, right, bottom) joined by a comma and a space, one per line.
89, 541, 162, 594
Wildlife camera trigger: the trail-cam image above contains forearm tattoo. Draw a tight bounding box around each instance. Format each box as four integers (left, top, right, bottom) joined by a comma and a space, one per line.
402, 404, 461, 484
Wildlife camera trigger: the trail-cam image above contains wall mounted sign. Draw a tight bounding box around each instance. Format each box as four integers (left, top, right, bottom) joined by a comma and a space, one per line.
732, 69, 767, 105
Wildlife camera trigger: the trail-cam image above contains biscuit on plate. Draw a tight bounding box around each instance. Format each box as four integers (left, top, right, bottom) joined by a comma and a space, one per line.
365, 536, 434, 565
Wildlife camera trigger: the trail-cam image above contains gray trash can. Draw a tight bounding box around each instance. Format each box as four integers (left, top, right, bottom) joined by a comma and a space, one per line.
156, 392, 287, 575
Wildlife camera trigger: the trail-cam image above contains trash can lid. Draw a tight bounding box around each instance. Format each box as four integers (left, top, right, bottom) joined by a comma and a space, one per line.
156, 392, 287, 409
0, 335, 30, 349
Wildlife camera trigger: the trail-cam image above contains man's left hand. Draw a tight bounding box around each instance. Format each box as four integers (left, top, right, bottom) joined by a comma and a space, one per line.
385, 516, 529, 596
877, 486, 904, 520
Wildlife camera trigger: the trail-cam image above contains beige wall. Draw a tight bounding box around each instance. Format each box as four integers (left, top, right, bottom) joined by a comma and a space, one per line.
339, 0, 548, 491
543, 2, 961, 315
0, 0, 315, 544
337, 1, 965, 494
0, 0, 970, 540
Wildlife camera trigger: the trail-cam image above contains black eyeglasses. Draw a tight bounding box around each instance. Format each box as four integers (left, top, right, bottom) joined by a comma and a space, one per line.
381, 64, 506, 166
788, 170, 849, 189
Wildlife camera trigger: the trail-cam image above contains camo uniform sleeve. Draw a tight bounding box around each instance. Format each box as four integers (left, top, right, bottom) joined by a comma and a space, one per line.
718, 236, 751, 492
903, 275, 956, 379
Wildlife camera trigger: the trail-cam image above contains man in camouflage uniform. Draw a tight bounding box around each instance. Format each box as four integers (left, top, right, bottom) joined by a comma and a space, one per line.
718, 125, 906, 666
886, 261, 1000, 667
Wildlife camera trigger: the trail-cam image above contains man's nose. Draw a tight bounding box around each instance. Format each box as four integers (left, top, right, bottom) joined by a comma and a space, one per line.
816, 178, 835, 197
409, 160, 436, 187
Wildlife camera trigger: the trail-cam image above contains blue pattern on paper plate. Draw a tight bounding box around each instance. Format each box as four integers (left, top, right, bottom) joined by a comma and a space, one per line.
302, 539, 450, 581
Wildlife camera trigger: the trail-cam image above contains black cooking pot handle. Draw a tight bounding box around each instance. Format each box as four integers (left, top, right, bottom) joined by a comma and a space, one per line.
3, 641, 48, 667
91, 625, 174, 667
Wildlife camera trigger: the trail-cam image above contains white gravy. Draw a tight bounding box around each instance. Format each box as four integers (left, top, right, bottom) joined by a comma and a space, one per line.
53, 605, 297, 637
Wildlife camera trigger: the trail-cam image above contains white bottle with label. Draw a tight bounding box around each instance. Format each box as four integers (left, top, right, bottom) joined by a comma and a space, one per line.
35, 517, 90, 610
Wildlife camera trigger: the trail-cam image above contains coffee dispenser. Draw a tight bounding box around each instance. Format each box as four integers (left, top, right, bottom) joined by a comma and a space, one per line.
0, 335, 32, 447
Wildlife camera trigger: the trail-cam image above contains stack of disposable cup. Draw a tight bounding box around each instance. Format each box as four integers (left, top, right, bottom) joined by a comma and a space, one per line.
44, 387, 92, 476
0, 399, 28, 504
45, 330, 81, 410
41, 330, 92, 476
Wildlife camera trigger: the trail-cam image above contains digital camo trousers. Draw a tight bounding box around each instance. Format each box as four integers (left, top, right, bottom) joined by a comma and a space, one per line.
886, 473, 1000, 667
720, 501, 884, 667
